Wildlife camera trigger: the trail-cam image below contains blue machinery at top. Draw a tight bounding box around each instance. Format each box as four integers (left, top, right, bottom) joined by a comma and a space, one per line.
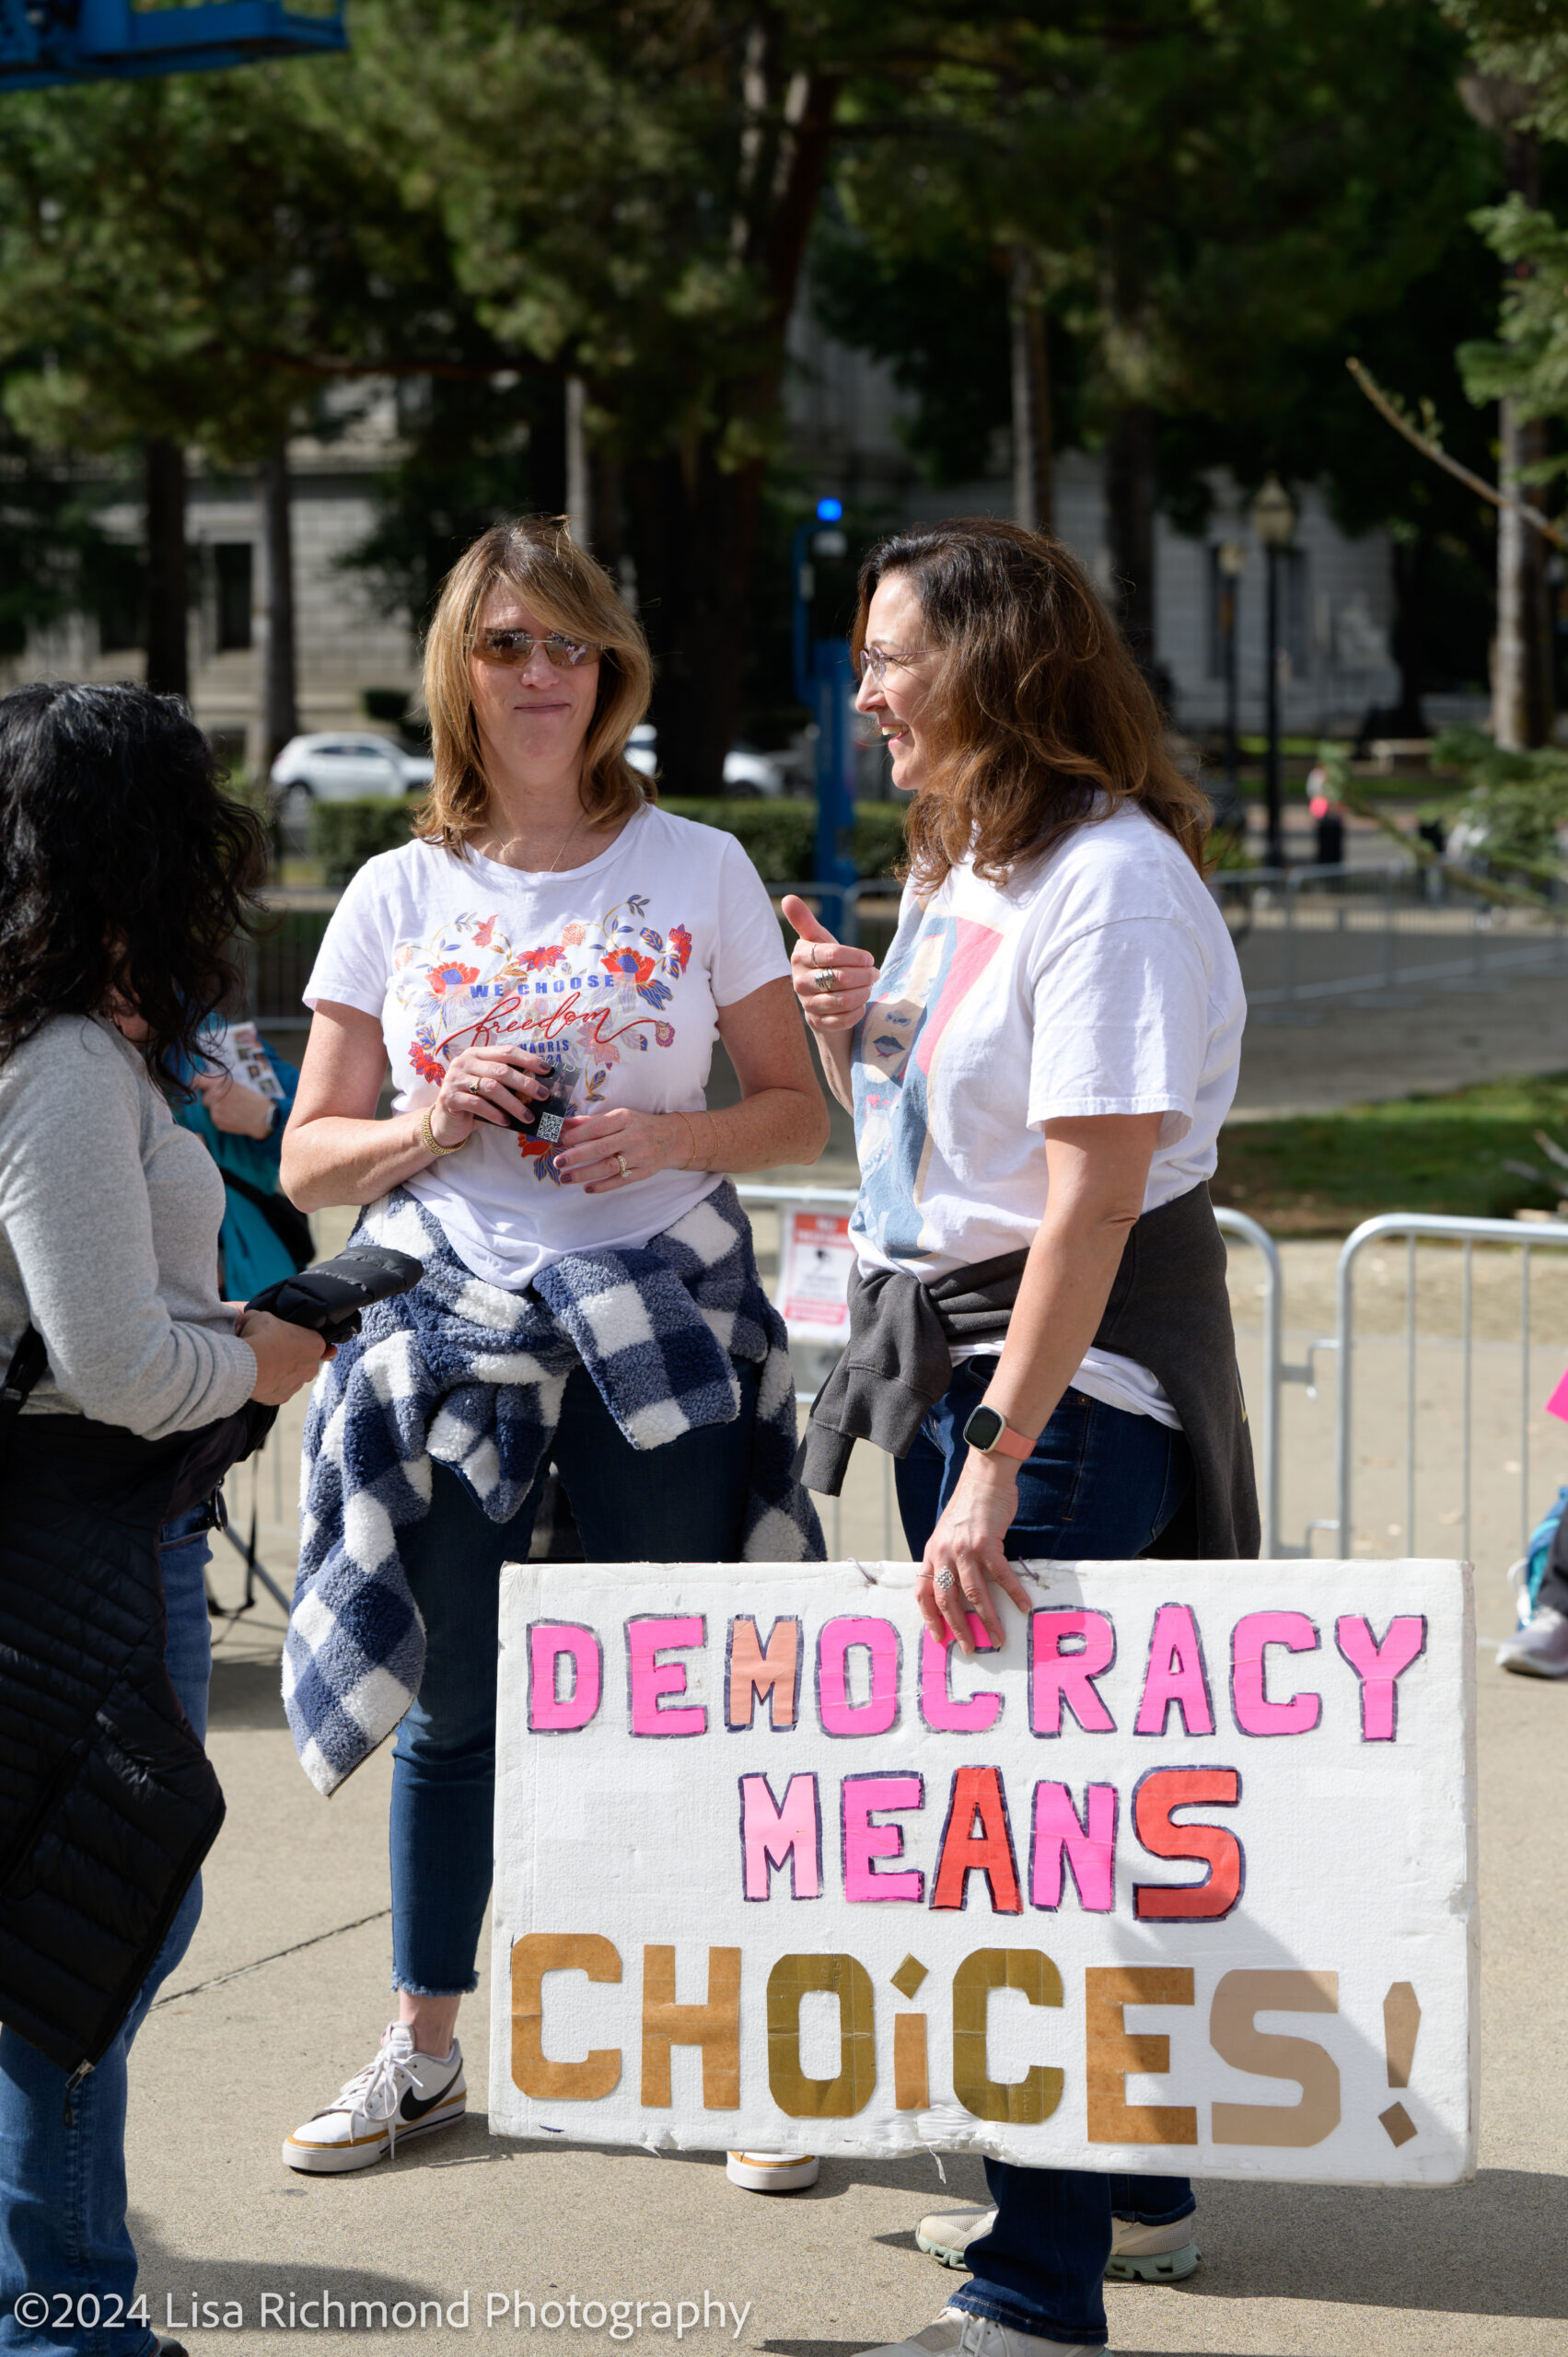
0, 0, 346, 87
792, 496, 860, 946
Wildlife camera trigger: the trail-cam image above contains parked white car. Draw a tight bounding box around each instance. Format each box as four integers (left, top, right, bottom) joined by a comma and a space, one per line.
270, 732, 435, 832
624, 725, 794, 797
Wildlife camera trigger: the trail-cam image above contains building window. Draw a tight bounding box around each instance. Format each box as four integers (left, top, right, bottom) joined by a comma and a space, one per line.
215, 543, 253, 651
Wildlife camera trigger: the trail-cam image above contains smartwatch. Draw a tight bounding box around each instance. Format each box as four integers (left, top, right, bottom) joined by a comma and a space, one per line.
961, 1402, 1035, 1463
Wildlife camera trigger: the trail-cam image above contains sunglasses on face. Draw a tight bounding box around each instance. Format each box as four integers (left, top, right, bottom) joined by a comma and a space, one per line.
475, 628, 599, 669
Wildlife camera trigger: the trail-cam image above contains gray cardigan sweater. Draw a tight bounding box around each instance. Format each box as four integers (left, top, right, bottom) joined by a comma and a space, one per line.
0, 1015, 256, 1439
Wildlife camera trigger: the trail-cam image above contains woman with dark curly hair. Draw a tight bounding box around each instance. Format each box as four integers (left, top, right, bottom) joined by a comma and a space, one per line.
0, 681, 327, 2357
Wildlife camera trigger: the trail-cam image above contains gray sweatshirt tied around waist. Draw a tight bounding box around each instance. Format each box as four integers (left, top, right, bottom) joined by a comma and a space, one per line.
798, 1180, 1260, 1561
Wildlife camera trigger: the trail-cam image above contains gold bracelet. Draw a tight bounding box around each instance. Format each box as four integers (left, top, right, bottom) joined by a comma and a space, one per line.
677, 1109, 701, 1171
419, 1106, 468, 1157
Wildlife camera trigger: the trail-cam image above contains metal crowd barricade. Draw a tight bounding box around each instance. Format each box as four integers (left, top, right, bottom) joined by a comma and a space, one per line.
1322, 1213, 1568, 1574
739, 1184, 1285, 1563
1210, 862, 1568, 1017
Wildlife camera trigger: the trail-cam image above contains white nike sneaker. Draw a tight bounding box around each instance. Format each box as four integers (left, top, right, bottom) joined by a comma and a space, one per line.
856, 2307, 1111, 2357
726, 2150, 820, 2191
916, 2205, 1199, 2283
1498, 1605, 1568, 1678
283, 2023, 466, 2174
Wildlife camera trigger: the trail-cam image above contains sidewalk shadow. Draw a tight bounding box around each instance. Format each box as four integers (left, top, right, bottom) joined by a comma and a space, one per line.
1184, 2167, 1566, 2318
840, 2166, 1566, 2326
207, 1654, 289, 1731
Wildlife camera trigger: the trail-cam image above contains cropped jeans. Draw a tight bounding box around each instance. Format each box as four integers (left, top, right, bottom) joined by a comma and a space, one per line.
897, 1359, 1197, 2352
0, 1505, 214, 2357
390, 1361, 760, 1998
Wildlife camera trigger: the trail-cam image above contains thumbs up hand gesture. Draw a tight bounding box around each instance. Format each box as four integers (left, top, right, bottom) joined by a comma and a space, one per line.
782, 896, 880, 1036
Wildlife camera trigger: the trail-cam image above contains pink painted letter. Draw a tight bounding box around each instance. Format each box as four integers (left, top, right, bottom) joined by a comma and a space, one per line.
740, 1772, 821, 1899
1334, 1616, 1427, 1740
842, 1772, 924, 1902
921, 1620, 1003, 1732
1030, 1781, 1118, 1913
1135, 1604, 1216, 1737
627, 1615, 707, 1736
1029, 1610, 1117, 1736
817, 1616, 901, 1736
1231, 1612, 1321, 1736
528, 1621, 602, 1733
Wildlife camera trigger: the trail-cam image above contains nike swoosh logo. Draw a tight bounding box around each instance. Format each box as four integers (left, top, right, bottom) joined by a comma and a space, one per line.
401, 2065, 463, 2122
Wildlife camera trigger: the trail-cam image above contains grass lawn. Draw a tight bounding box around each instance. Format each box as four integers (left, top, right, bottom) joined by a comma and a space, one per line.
1215, 1074, 1568, 1234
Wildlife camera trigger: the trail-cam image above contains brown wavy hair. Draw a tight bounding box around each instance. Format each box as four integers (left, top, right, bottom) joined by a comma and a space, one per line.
418, 517, 655, 854
854, 518, 1211, 894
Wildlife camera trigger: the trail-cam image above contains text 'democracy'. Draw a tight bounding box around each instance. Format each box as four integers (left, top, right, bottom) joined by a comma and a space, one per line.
488, 1560, 1476, 2184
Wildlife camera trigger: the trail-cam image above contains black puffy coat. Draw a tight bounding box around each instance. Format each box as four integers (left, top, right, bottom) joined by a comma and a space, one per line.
0, 1401, 232, 2077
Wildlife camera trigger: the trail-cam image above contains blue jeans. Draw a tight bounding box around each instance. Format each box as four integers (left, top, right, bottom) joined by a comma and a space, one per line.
0, 1507, 214, 2357
391, 1362, 760, 1997
898, 1361, 1196, 2351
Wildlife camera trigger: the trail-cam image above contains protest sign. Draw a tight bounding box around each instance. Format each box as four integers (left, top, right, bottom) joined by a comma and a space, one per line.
489, 1560, 1474, 2186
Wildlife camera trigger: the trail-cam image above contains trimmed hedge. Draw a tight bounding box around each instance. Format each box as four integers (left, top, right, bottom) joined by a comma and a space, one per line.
662, 795, 907, 885
311, 793, 908, 891
310, 795, 420, 887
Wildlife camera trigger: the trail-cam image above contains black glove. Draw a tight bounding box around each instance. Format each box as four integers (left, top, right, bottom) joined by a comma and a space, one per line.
244, 1244, 424, 1346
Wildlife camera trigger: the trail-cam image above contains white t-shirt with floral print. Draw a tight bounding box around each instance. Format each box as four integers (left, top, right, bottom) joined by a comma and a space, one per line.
304, 805, 790, 1290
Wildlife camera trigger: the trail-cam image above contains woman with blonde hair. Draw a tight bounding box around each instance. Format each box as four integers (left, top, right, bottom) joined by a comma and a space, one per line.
277, 517, 827, 2172
787, 518, 1256, 2357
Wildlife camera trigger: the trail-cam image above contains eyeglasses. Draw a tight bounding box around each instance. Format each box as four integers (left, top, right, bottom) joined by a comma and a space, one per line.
475, 628, 598, 669
855, 644, 931, 684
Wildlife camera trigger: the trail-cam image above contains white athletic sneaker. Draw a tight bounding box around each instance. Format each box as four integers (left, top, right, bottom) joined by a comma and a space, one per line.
1498, 1605, 1568, 1678
916, 2205, 1199, 2283
282, 2023, 466, 2174
1104, 2215, 1200, 2282
856, 2306, 1111, 2357
726, 2149, 820, 2191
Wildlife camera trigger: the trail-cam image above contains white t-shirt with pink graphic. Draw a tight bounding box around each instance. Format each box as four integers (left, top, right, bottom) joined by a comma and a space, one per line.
304, 805, 790, 1289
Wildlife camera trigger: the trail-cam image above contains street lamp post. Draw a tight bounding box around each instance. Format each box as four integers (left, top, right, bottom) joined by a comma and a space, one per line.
1250, 474, 1295, 869
1216, 539, 1247, 792
792, 496, 858, 943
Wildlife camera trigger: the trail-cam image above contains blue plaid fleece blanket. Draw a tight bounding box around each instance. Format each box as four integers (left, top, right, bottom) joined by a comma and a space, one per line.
284, 1179, 823, 1794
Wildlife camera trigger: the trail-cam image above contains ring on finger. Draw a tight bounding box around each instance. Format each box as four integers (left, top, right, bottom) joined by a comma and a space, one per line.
934, 1569, 958, 1594
813, 969, 838, 994
615, 1153, 630, 1179
470, 1077, 482, 1097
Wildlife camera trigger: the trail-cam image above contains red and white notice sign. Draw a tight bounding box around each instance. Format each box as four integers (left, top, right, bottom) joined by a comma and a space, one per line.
776, 1210, 855, 1342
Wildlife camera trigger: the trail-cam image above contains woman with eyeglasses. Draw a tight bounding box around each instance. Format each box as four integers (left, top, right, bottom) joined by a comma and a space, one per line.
786, 519, 1257, 2357
276, 517, 827, 2173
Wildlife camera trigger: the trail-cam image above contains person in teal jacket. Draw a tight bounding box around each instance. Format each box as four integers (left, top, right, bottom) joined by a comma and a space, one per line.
176, 1026, 312, 1296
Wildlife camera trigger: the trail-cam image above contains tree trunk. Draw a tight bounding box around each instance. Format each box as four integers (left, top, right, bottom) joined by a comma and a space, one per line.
261, 441, 299, 763
565, 377, 590, 548
1521, 412, 1556, 747
1105, 402, 1157, 685
627, 446, 764, 795
1388, 532, 1429, 737
144, 438, 188, 699
1495, 397, 1529, 749
1009, 248, 1052, 536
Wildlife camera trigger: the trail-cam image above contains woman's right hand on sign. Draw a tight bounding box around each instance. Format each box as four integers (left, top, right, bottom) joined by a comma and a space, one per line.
425, 1042, 555, 1149
237, 1309, 332, 1406
782, 896, 879, 1036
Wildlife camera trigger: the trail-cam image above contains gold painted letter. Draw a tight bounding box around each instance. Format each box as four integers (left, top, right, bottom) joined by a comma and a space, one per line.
767, 1954, 877, 2117
952, 1949, 1063, 2125
1210, 1969, 1340, 2147
510, 1933, 622, 2100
